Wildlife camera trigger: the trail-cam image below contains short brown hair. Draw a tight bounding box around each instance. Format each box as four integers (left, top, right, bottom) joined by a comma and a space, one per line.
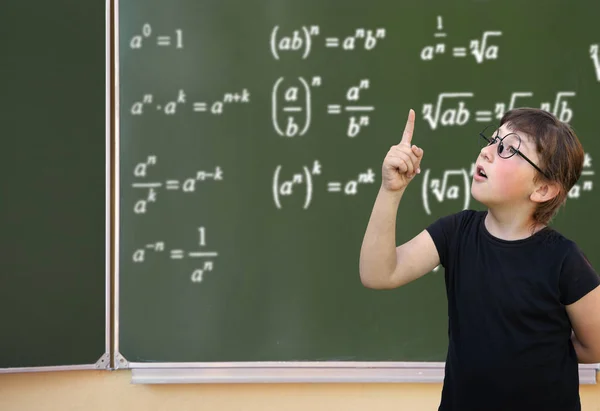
500, 108, 584, 225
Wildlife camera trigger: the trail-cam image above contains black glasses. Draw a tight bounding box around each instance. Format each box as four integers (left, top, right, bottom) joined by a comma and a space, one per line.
479, 125, 550, 179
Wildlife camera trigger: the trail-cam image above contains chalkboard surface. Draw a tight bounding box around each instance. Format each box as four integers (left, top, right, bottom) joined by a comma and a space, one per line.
1, 1, 107, 369
118, 0, 598, 364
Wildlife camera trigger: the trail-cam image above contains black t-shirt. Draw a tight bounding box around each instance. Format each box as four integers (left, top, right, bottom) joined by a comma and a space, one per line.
426, 210, 600, 411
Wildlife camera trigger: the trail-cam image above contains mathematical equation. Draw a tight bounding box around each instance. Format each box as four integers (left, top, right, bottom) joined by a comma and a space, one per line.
590, 44, 600, 82
273, 77, 374, 138
129, 23, 183, 49
270, 26, 386, 60
422, 91, 575, 130
420, 16, 501, 64
132, 226, 218, 283
130, 89, 250, 115
421, 153, 595, 215
272, 160, 376, 209
131, 155, 223, 214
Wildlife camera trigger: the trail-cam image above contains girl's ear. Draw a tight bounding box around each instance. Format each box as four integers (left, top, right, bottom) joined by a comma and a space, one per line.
530, 181, 561, 203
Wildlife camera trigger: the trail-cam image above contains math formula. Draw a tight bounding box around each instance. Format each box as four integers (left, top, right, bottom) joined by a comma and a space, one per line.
420, 16, 502, 64
131, 226, 219, 284
271, 160, 376, 209
270, 26, 386, 60
130, 155, 223, 215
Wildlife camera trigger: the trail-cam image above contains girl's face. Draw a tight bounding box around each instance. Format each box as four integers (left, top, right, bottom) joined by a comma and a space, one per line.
471, 124, 543, 207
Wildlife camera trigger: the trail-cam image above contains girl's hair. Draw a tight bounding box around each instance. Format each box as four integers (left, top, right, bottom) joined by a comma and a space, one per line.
500, 108, 585, 225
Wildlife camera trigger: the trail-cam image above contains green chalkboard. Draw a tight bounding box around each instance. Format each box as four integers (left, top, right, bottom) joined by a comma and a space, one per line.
0, 1, 107, 369
118, 0, 599, 364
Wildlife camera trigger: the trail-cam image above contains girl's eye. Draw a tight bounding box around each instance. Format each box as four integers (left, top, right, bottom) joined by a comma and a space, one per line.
498, 143, 504, 154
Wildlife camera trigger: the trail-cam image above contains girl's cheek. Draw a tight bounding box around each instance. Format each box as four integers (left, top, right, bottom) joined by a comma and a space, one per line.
494, 165, 529, 196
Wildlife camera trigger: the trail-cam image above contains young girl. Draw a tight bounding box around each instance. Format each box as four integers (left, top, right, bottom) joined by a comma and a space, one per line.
359, 108, 600, 411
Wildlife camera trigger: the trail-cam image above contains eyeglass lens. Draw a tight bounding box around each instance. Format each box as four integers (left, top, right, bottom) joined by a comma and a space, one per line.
479, 125, 521, 159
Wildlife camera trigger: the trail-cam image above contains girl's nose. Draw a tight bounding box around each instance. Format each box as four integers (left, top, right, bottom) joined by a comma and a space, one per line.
480, 143, 494, 162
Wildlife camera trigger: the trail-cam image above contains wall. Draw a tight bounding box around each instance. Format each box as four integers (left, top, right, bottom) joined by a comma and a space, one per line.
0, 370, 599, 411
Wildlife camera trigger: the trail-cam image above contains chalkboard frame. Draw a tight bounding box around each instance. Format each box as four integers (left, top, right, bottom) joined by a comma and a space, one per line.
111, 0, 598, 384
126, 363, 598, 384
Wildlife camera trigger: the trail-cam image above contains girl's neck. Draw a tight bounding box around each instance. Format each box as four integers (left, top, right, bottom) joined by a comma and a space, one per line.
484, 209, 546, 241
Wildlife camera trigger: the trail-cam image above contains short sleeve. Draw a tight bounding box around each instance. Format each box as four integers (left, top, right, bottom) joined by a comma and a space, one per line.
425, 210, 472, 268
559, 242, 600, 305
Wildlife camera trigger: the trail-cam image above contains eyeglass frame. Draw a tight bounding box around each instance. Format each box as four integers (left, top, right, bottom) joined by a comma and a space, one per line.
479, 125, 550, 179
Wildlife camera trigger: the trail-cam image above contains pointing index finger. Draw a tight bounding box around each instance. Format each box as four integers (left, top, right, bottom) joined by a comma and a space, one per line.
400, 109, 415, 146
